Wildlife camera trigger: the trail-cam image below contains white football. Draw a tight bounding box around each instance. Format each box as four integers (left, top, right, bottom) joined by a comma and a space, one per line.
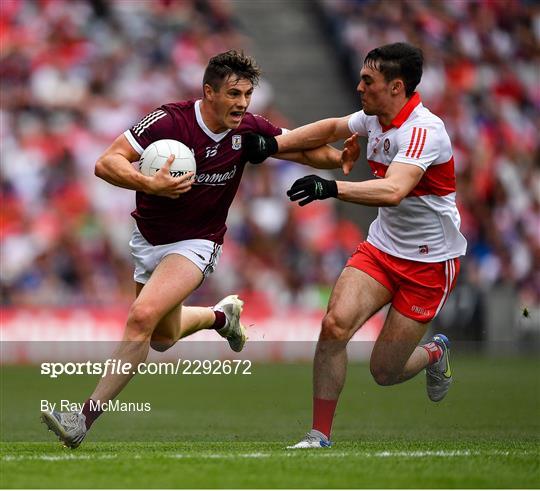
139, 139, 196, 178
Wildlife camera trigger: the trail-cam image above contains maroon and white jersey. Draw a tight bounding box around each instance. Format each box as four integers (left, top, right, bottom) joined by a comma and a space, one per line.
348, 93, 467, 262
123, 100, 282, 245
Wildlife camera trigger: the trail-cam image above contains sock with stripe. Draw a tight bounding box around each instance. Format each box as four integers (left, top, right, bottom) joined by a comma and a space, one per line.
312, 397, 338, 440
209, 310, 227, 331
421, 341, 443, 366
81, 399, 103, 430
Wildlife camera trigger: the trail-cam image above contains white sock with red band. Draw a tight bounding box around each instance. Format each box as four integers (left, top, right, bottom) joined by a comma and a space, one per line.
422, 341, 443, 365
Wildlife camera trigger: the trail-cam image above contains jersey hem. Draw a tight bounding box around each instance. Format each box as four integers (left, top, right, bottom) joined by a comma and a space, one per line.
366, 238, 464, 263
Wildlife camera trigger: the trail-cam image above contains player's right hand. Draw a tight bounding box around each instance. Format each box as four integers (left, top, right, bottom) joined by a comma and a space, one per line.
287, 174, 338, 206
147, 155, 194, 198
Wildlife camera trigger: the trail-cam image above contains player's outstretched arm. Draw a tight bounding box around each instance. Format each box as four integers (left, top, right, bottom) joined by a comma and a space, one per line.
287, 162, 424, 207
95, 134, 193, 198
243, 116, 354, 164
277, 115, 354, 152
276, 138, 359, 176
335, 162, 424, 206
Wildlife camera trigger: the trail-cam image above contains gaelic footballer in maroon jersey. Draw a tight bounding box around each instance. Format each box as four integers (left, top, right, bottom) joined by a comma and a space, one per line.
40, 50, 350, 449
124, 100, 282, 246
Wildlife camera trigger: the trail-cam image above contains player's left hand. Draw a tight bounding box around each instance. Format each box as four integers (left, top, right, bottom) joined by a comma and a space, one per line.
341, 132, 359, 175
243, 133, 279, 164
287, 175, 338, 206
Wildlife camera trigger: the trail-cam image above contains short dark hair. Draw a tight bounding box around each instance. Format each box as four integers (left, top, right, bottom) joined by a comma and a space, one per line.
203, 50, 261, 91
363, 43, 423, 97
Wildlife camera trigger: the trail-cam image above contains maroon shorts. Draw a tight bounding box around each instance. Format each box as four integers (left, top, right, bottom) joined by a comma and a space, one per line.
346, 242, 460, 323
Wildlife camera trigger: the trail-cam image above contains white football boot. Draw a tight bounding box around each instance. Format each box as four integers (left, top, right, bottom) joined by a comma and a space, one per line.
287, 429, 332, 449
41, 410, 87, 448
426, 333, 453, 402
214, 295, 246, 352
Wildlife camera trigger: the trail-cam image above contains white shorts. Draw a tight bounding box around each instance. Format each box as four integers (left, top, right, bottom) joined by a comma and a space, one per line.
129, 227, 223, 284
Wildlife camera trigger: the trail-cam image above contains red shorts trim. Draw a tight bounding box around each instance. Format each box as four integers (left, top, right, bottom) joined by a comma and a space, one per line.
346, 242, 460, 323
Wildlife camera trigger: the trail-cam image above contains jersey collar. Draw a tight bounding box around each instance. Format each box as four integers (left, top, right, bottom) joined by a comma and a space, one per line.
380, 92, 421, 132
194, 100, 231, 142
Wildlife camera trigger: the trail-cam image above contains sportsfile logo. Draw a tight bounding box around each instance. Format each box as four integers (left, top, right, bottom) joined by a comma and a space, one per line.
40, 358, 252, 378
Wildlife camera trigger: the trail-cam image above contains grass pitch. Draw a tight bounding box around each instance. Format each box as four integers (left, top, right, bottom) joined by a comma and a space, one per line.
1, 355, 539, 488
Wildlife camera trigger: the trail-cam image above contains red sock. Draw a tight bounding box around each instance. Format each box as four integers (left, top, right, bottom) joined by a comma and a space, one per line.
81, 399, 103, 430
210, 310, 226, 330
421, 342, 443, 365
312, 397, 338, 439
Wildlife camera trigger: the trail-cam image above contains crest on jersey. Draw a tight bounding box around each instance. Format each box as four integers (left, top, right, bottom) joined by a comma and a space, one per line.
384, 138, 390, 153
232, 135, 242, 150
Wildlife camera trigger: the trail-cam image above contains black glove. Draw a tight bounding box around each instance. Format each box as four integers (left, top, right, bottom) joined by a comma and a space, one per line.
286, 175, 338, 206
243, 133, 278, 164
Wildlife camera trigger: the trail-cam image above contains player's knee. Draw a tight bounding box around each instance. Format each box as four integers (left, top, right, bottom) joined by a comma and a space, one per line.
320, 312, 350, 342
150, 337, 175, 352
370, 364, 398, 386
126, 303, 160, 339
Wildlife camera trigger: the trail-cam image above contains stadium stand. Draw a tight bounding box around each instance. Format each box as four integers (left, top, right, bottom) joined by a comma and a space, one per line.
1, 0, 538, 331
0, 0, 359, 314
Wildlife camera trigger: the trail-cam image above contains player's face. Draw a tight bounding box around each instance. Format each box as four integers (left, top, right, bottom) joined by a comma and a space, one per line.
356, 64, 394, 116
206, 76, 254, 131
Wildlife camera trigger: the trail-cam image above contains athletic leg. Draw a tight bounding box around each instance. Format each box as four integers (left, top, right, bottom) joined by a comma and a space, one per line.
150, 303, 217, 351
314, 268, 393, 400
296, 268, 391, 446
41, 253, 203, 448
150, 296, 246, 353
369, 307, 430, 386
369, 257, 459, 392
289, 267, 392, 448
90, 254, 203, 404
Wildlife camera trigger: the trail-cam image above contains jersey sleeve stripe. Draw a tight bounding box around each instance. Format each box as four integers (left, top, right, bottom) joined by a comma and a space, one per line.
132, 110, 166, 132
134, 112, 167, 136
405, 127, 417, 157
415, 128, 427, 159
123, 130, 144, 155
410, 128, 424, 160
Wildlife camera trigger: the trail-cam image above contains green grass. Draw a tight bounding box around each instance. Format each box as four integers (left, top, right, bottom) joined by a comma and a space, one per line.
1, 356, 539, 488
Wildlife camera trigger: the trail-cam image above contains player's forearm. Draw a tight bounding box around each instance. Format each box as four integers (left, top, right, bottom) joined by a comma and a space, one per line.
295, 145, 342, 169
336, 179, 404, 207
95, 153, 152, 192
277, 119, 342, 152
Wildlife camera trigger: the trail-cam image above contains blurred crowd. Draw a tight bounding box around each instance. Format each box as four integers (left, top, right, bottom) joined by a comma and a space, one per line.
321, 0, 540, 307
1, 0, 538, 313
0, 0, 360, 311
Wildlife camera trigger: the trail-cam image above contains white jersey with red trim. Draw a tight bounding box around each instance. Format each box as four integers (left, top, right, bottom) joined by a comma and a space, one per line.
348, 93, 467, 262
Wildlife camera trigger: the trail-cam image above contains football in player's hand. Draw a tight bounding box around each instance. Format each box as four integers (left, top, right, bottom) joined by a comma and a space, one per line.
140, 140, 196, 178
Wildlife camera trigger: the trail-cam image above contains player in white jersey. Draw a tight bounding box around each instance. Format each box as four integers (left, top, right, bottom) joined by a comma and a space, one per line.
244, 42, 467, 448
